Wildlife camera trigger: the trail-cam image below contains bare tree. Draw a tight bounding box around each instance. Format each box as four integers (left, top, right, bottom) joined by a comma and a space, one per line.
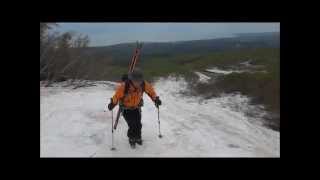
72, 34, 90, 48
40, 23, 57, 57
40, 23, 92, 88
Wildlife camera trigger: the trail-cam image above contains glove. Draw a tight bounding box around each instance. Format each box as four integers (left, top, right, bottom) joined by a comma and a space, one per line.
154, 96, 162, 107
108, 98, 116, 111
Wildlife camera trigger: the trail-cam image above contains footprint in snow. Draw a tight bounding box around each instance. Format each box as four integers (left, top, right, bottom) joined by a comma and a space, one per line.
228, 144, 240, 148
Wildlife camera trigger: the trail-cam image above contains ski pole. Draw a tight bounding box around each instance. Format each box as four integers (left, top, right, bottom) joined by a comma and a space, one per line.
111, 109, 116, 150
157, 106, 162, 138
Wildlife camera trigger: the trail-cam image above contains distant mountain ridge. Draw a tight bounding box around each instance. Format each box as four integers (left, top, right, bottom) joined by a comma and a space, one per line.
76, 32, 280, 62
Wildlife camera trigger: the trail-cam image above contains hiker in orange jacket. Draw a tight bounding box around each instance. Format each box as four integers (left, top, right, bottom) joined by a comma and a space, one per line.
107, 69, 162, 147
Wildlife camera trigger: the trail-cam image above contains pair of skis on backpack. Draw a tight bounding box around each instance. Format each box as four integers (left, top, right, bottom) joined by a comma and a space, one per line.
113, 41, 143, 130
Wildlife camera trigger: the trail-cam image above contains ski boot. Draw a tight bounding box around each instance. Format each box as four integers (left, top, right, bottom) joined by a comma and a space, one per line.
135, 138, 143, 145
129, 138, 136, 149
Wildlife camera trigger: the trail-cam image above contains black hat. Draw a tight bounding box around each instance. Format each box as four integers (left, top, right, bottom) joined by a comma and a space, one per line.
128, 68, 143, 82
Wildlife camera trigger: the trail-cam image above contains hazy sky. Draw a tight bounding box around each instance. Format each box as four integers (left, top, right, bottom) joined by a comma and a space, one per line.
56, 23, 280, 46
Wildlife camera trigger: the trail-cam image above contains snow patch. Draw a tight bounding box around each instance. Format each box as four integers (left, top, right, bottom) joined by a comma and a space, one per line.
239, 60, 252, 67
194, 71, 211, 83
205, 68, 244, 75
40, 77, 279, 157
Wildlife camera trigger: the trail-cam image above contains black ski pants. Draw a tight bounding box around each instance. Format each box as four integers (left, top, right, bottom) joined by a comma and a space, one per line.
122, 108, 142, 140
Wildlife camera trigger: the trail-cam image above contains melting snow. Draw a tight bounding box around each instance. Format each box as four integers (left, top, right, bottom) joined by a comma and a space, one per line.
40, 77, 279, 157
205, 68, 244, 75
194, 71, 211, 83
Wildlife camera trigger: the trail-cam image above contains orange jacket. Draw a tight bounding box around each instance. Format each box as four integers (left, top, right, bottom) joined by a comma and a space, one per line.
111, 81, 157, 108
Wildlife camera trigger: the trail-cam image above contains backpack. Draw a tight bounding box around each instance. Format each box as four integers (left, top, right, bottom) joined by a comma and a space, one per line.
120, 79, 145, 108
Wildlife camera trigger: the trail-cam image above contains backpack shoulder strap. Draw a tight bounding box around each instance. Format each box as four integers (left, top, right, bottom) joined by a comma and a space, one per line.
119, 80, 130, 105
124, 80, 130, 95
141, 80, 145, 92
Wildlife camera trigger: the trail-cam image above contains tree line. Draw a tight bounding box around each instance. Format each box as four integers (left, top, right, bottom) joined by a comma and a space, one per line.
40, 23, 95, 87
